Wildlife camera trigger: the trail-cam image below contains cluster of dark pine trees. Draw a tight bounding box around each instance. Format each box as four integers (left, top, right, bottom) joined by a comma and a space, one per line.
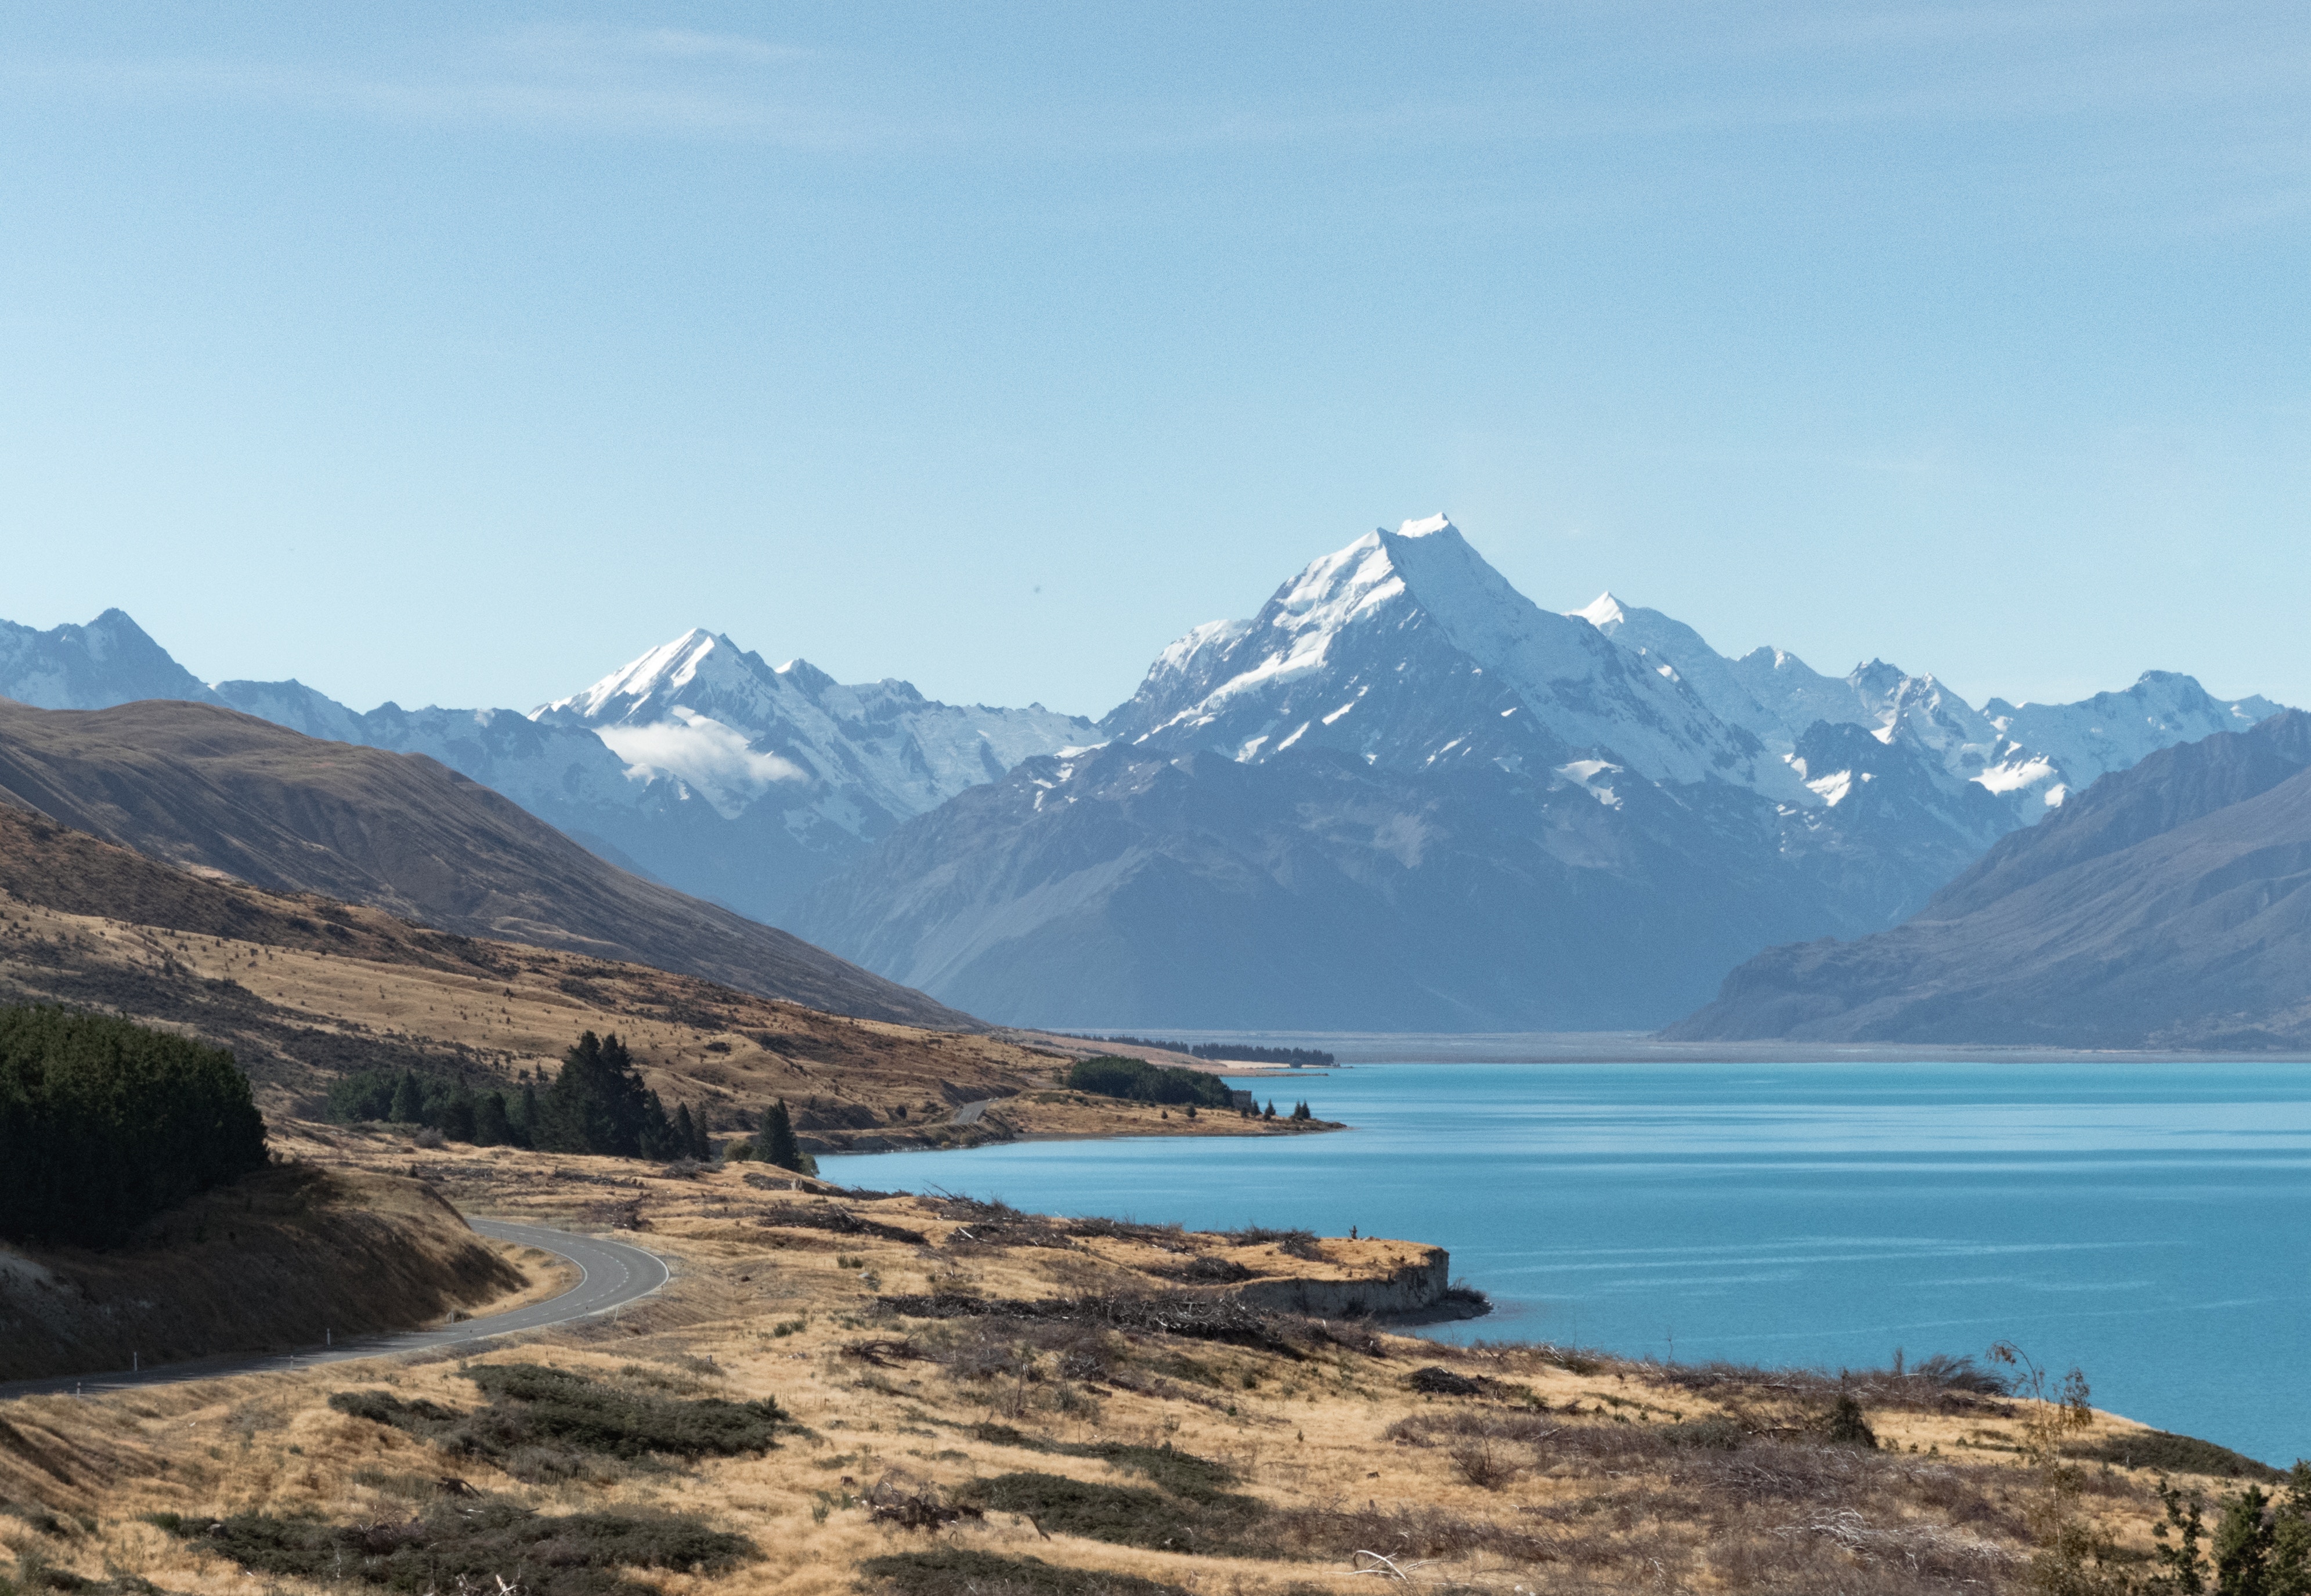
1252, 1099, 1315, 1121
1077, 1035, 1335, 1067
0, 1005, 270, 1247
535, 1031, 712, 1161
1064, 1055, 1233, 1107
331, 1032, 713, 1162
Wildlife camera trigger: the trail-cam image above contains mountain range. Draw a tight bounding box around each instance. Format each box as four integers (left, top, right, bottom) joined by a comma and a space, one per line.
1670, 711, 2311, 1048
1, 520, 2285, 1032
1, 609, 1090, 923
790, 517, 2280, 1027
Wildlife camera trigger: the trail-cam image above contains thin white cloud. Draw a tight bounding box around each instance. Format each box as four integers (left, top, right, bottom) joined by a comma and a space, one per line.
0, 25, 882, 147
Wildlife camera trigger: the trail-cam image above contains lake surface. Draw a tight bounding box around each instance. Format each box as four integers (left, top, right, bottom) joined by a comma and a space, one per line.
824, 1061, 2311, 1467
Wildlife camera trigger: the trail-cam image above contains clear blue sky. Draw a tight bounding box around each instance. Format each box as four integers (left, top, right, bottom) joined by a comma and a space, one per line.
4, 3, 2306, 718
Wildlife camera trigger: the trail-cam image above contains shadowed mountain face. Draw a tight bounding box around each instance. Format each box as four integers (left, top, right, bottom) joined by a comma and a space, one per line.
0, 699, 976, 1030
794, 742, 1877, 1031
1667, 712, 2311, 1048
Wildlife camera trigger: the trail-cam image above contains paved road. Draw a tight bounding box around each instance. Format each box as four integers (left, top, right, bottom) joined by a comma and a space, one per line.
0, 1220, 669, 1402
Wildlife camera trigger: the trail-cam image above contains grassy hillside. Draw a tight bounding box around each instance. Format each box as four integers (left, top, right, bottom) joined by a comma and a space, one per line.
0, 804, 1333, 1150
0, 699, 969, 1027
0, 1135, 2267, 1596
0, 1164, 537, 1379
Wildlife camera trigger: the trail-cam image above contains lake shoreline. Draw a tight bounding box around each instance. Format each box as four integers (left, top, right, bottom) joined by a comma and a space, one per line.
826, 1057, 2311, 1468
1044, 1028, 2311, 1065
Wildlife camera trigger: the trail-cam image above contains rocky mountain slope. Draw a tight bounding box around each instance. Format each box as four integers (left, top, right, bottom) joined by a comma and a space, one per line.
0, 608, 222, 710
796, 517, 2285, 1029
0, 610, 1090, 922
527, 628, 1092, 917
1581, 593, 2277, 814
1668, 712, 2311, 1047
0, 699, 972, 1028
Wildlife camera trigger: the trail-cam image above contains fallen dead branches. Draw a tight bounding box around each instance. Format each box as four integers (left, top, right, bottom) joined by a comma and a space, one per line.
752, 1204, 927, 1245
866, 1472, 987, 1532
877, 1292, 1304, 1357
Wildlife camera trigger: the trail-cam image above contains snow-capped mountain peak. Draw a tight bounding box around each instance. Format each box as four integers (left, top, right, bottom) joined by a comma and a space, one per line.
0, 608, 219, 710
536, 627, 1095, 837
1104, 518, 1797, 795
1571, 591, 1631, 631
1566, 591, 1795, 755
536, 627, 739, 725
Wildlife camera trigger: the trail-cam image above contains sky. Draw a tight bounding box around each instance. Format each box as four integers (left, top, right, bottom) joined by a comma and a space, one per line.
3, 2, 2308, 719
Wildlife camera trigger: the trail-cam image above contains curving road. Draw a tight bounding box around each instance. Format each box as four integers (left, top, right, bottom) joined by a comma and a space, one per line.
0, 1219, 669, 1402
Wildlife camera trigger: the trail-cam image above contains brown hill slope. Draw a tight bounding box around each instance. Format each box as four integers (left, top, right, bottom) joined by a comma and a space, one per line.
1669, 713, 2311, 1047
0, 698, 970, 1028
0, 803, 1321, 1150
0, 1164, 526, 1380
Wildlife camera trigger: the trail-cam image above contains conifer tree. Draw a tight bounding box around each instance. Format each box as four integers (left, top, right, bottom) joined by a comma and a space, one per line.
638, 1088, 677, 1160
1263, 1100, 1276, 1120
686, 1103, 711, 1160
761, 1099, 805, 1172
539, 1030, 655, 1156
515, 1081, 541, 1148
1, 1006, 268, 1247
442, 1086, 478, 1143
475, 1091, 512, 1147
390, 1070, 424, 1124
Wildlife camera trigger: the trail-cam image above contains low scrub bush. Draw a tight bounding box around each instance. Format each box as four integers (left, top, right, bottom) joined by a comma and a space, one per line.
857, 1549, 1187, 1596
1150, 1255, 1255, 1284
150, 1502, 750, 1596
1065, 1216, 1187, 1245
330, 1363, 785, 1480
963, 1431, 1237, 1499
960, 1472, 1265, 1556
1074, 1443, 1237, 1503
2067, 1429, 2284, 1482
1214, 1225, 1323, 1260
753, 1204, 926, 1245
880, 1292, 1305, 1357
1263, 1501, 1566, 1565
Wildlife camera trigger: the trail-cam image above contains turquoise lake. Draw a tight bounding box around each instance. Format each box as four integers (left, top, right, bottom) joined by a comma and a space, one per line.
822, 1061, 2311, 1467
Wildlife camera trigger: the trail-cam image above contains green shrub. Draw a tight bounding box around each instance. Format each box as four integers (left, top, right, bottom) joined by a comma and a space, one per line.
1659, 1415, 1745, 1451
956, 1431, 1237, 1503
0, 1005, 268, 1247
1063, 1057, 1229, 1108
328, 1362, 785, 1479
857, 1550, 1189, 1596
961, 1472, 1266, 1555
150, 1502, 750, 1596
1825, 1393, 1877, 1449
2070, 1429, 2284, 1483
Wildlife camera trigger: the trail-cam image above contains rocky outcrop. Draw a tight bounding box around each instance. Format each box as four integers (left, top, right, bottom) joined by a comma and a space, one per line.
1230, 1245, 1453, 1319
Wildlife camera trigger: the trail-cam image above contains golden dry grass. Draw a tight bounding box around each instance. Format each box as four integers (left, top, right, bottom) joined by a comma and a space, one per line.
0, 1135, 2216, 1596
0, 889, 1338, 1154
